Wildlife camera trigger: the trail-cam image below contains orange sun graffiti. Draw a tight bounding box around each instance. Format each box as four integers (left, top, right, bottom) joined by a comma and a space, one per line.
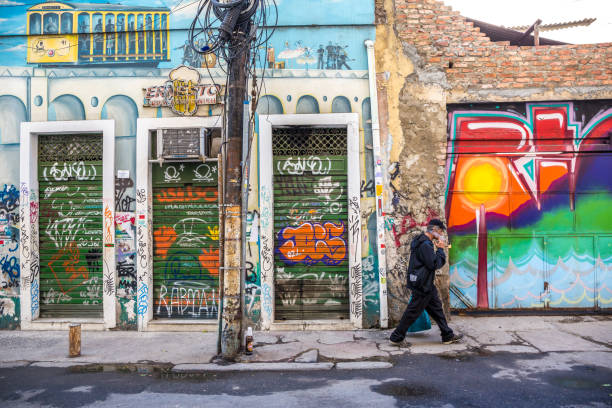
449, 156, 535, 228
456, 157, 509, 210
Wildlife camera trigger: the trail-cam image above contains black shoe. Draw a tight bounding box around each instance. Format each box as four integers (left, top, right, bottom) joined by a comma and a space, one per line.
390, 338, 411, 348
442, 333, 463, 344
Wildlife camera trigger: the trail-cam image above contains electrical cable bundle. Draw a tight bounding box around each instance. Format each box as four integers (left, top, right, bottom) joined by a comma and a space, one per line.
187, 0, 278, 171
188, 0, 277, 75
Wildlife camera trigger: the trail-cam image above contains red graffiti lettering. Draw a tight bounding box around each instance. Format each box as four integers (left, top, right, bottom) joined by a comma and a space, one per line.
155, 186, 217, 203
392, 208, 439, 248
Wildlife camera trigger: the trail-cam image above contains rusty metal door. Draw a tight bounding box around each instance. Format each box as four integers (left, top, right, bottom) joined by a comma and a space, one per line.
38, 134, 104, 318
272, 127, 350, 320
152, 162, 220, 319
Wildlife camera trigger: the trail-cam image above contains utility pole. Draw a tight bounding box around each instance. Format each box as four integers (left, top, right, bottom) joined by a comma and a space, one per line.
188, 0, 272, 360
220, 31, 249, 359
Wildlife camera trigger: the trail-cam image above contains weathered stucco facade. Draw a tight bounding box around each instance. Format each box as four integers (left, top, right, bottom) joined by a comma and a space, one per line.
376, 0, 612, 323
0, 0, 389, 332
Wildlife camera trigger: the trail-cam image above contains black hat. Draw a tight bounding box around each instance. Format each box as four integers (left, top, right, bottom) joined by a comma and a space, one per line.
427, 218, 446, 231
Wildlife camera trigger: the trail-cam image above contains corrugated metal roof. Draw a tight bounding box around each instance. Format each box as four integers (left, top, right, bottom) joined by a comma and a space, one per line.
466, 18, 568, 46
508, 18, 596, 32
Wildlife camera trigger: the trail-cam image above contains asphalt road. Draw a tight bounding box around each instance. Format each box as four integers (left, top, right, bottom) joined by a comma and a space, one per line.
1, 352, 611, 407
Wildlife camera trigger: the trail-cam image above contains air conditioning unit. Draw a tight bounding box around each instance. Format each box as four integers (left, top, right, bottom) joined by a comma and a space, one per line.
156, 127, 210, 162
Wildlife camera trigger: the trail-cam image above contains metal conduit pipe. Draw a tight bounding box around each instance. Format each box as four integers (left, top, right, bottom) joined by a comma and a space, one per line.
364, 39, 388, 328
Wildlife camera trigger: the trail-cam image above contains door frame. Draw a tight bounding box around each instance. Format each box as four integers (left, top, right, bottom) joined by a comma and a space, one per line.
258, 113, 363, 330
19, 120, 115, 330
135, 116, 223, 332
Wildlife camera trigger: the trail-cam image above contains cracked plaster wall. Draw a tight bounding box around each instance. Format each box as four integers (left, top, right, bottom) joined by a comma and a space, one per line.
375, 0, 451, 324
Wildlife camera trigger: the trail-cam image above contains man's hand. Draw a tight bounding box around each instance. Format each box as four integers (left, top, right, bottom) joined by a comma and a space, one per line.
433, 239, 447, 249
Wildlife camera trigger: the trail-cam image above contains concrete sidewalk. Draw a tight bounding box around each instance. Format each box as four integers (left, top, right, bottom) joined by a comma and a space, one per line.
1, 315, 610, 372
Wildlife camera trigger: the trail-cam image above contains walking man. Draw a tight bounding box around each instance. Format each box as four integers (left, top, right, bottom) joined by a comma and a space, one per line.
390, 219, 463, 346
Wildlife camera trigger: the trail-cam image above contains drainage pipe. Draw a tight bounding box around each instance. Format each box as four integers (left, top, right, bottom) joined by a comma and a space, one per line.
364, 39, 388, 328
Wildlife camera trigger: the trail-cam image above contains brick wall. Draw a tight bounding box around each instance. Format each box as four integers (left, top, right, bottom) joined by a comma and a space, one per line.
395, 0, 612, 90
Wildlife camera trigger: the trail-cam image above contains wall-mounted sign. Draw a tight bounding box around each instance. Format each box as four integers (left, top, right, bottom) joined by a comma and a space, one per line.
143, 65, 223, 116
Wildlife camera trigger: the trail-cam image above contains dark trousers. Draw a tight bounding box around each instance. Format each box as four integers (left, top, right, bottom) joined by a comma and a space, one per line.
390, 286, 454, 342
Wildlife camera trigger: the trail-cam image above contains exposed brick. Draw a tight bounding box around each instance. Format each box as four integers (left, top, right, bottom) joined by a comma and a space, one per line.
388, 0, 609, 94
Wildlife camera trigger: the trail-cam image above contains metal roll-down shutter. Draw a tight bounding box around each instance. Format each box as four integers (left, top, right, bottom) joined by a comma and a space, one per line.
273, 127, 350, 320
38, 134, 104, 318
152, 161, 220, 319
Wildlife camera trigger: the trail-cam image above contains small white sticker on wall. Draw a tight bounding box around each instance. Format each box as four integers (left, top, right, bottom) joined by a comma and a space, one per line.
117, 170, 130, 179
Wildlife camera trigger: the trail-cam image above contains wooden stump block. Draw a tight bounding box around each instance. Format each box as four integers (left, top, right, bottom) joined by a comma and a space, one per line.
69, 324, 81, 357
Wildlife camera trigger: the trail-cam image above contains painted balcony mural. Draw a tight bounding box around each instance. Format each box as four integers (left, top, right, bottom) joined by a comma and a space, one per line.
446, 101, 612, 310
0, 0, 374, 71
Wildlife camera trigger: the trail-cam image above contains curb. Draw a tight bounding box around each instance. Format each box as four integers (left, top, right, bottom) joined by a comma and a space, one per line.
31, 362, 95, 368
172, 361, 393, 372
173, 362, 335, 372
336, 362, 393, 370
1, 360, 394, 372
0, 361, 30, 368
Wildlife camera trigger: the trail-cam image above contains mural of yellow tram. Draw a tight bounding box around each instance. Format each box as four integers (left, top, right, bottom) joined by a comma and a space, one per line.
26, 1, 170, 67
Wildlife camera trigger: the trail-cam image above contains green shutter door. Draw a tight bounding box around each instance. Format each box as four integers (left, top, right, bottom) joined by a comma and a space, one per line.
38, 134, 104, 318
152, 162, 220, 319
272, 127, 350, 320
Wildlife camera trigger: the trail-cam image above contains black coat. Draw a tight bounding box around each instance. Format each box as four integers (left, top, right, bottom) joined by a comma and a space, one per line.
406, 233, 446, 293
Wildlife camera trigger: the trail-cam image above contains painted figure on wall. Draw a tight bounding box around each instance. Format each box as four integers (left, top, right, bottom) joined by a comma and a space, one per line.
446, 101, 612, 310
117, 16, 126, 54
78, 16, 90, 56
272, 40, 353, 70
94, 18, 103, 55
105, 17, 115, 56
176, 40, 190, 65
43, 13, 58, 34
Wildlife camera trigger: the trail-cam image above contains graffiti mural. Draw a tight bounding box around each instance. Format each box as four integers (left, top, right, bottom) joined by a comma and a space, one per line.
0, 0, 377, 329
267, 40, 354, 70
116, 212, 137, 297
38, 135, 105, 318
0, 184, 20, 328
152, 162, 220, 319
277, 221, 347, 266
115, 176, 136, 212
272, 129, 351, 320
0, 0, 373, 71
446, 101, 612, 310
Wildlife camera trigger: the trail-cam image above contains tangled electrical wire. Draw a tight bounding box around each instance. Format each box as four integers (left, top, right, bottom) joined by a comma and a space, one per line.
188, 0, 277, 75
188, 0, 277, 173
187, 0, 277, 228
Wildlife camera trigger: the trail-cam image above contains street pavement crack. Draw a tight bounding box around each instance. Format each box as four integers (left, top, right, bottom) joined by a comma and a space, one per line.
513, 332, 542, 353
